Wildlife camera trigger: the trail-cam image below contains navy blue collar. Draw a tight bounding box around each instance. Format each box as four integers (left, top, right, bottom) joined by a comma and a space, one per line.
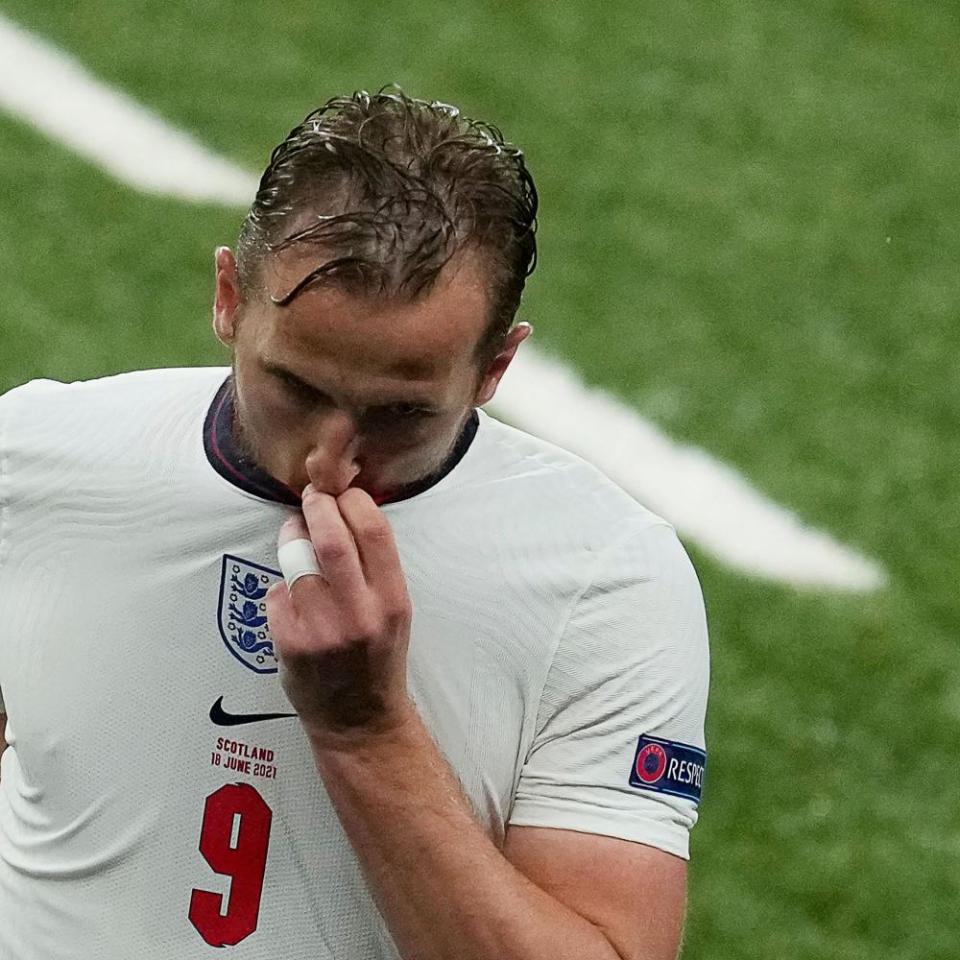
203, 375, 479, 507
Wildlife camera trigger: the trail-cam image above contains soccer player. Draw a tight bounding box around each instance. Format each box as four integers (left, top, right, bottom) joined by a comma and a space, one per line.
0, 89, 709, 959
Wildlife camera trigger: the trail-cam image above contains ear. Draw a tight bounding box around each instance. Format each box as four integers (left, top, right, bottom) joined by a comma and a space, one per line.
474, 322, 533, 406
213, 246, 242, 346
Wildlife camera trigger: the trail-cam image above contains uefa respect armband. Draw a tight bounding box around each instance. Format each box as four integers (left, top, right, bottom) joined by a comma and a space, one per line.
628, 734, 706, 804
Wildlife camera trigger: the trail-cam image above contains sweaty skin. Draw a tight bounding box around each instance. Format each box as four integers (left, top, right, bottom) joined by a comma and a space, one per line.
213, 245, 531, 501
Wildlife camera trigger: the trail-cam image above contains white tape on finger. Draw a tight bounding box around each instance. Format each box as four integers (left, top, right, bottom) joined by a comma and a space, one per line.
278, 538, 324, 588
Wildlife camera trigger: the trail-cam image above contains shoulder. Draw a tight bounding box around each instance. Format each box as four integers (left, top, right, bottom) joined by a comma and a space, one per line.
472, 408, 672, 548
0, 366, 227, 415
0, 366, 228, 443
0, 368, 229, 503
449, 411, 701, 606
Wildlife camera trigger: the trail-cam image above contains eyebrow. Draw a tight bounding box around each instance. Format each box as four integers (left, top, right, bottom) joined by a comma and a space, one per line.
263, 361, 439, 411
383, 355, 440, 379
266, 364, 332, 402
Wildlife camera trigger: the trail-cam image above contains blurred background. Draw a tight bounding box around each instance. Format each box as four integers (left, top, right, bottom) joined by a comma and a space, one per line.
0, 2, 957, 957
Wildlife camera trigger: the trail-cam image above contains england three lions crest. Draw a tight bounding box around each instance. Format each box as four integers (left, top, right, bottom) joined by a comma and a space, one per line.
217, 554, 281, 674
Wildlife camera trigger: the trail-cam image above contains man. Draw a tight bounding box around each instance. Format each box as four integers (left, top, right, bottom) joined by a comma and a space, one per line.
0, 89, 709, 959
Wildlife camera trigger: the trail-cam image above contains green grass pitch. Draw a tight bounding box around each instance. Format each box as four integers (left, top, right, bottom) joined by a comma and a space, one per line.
0, 1, 957, 957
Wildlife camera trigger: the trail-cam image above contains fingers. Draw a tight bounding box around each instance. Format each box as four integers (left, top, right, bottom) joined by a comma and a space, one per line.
266, 579, 326, 661
278, 485, 409, 628
335, 487, 410, 616
278, 512, 310, 548
276, 513, 327, 609
298, 485, 366, 601
264, 580, 298, 642
277, 515, 321, 585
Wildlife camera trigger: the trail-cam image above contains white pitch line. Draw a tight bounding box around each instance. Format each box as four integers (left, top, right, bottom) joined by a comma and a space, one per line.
0, 12, 257, 205
492, 348, 886, 592
0, 14, 887, 591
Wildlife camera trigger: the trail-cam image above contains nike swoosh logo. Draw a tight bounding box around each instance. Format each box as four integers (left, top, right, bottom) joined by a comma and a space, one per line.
210, 696, 297, 726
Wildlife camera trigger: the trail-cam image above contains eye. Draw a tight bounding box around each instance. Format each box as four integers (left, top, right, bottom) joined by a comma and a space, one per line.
364, 405, 435, 429
389, 404, 432, 419
277, 372, 325, 403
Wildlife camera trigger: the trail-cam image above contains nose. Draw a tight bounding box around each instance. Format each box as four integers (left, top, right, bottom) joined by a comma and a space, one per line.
303, 410, 361, 496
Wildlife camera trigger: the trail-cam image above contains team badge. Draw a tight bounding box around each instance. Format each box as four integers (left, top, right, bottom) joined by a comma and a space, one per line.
628, 734, 706, 804
217, 554, 281, 674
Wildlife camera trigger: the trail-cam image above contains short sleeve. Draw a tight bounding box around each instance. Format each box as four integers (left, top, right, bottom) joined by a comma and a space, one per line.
0, 383, 19, 718
507, 521, 710, 860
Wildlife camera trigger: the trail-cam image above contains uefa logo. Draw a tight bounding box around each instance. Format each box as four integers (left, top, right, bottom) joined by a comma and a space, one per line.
635, 742, 668, 785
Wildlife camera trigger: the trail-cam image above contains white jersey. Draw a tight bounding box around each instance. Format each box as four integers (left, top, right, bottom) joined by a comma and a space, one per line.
0, 367, 709, 959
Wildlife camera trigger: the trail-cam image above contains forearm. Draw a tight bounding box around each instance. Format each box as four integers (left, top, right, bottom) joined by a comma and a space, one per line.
310, 706, 624, 960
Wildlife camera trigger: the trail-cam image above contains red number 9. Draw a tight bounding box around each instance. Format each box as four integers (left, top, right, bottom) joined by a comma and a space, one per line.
189, 782, 273, 947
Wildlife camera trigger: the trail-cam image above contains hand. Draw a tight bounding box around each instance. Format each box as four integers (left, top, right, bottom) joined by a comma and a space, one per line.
265, 484, 415, 748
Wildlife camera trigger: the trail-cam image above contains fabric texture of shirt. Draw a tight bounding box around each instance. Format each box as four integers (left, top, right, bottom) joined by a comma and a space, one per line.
0, 367, 710, 959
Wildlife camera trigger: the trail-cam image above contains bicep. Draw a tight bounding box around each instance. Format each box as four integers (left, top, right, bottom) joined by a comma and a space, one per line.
504, 825, 687, 960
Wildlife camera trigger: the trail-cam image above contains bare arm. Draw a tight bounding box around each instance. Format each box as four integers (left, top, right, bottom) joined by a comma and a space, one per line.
273, 489, 694, 959
311, 711, 685, 960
